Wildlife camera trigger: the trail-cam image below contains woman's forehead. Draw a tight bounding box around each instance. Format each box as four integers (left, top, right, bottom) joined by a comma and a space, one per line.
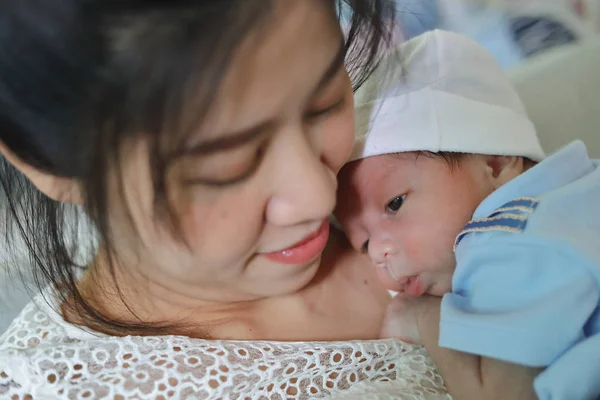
191, 1, 343, 143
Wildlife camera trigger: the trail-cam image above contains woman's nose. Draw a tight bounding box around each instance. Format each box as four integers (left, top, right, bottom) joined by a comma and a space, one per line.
265, 130, 337, 227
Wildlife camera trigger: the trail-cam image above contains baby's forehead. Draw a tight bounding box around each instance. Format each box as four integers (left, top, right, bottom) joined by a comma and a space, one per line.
338, 154, 409, 195
341, 153, 414, 179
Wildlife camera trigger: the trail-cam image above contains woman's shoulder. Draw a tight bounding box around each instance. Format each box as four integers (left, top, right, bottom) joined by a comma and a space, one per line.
321, 227, 393, 299
0, 288, 100, 350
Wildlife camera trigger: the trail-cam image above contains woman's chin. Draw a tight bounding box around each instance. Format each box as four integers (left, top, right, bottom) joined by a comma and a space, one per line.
254, 255, 324, 298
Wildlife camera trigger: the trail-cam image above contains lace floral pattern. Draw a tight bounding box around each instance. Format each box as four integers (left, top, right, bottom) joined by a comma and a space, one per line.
0, 292, 448, 399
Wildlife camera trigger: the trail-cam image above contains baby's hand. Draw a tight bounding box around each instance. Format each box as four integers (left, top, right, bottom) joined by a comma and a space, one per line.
380, 295, 441, 345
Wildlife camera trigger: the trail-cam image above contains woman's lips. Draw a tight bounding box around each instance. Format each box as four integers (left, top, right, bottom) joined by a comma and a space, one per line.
263, 220, 330, 265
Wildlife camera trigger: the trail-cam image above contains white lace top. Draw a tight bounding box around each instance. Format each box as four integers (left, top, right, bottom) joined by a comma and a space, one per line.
0, 291, 449, 399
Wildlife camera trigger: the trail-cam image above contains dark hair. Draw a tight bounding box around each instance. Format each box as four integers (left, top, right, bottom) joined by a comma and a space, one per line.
415, 151, 467, 170
0, 0, 396, 335
401, 151, 536, 172
393, 151, 467, 171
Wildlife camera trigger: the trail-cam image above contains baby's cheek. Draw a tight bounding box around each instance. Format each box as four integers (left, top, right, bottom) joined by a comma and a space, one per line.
400, 235, 431, 273
410, 222, 454, 266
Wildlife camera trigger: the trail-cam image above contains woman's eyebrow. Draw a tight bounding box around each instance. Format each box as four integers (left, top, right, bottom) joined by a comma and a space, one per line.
175, 121, 272, 157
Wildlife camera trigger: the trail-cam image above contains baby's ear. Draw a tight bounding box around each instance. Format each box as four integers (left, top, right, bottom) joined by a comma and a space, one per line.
484, 155, 524, 190
0, 141, 83, 204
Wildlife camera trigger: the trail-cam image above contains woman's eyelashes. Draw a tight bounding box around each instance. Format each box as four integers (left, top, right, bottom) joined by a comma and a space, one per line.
386, 194, 406, 214
184, 146, 266, 188
184, 90, 347, 188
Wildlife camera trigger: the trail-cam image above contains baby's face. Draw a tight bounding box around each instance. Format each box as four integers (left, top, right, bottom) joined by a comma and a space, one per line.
335, 153, 495, 296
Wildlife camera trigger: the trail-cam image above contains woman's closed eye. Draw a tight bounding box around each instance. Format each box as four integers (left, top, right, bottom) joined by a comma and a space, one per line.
182, 144, 266, 187
305, 66, 349, 122
386, 195, 406, 214
305, 96, 346, 120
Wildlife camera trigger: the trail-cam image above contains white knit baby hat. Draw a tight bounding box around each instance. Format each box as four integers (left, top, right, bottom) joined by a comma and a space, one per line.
352, 29, 545, 162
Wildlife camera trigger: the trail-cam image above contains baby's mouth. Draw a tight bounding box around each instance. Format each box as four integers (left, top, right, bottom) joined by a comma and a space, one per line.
378, 263, 425, 296
403, 275, 426, 296
378, 262, 409, 284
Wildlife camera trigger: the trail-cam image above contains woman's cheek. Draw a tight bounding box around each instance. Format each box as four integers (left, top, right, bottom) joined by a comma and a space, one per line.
323, 105, 356, 174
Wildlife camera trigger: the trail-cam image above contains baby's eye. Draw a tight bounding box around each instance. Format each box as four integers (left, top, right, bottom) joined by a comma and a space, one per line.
386, 195, 406, 213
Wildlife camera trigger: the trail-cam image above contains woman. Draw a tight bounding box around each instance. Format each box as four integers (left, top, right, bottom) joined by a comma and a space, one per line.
0, 1, 448, 398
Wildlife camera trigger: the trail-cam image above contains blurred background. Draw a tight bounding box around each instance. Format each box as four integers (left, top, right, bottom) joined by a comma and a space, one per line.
392, 0, 600, 68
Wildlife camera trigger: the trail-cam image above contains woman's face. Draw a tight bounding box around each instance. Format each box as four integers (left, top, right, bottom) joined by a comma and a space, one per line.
109, 1, 355, 302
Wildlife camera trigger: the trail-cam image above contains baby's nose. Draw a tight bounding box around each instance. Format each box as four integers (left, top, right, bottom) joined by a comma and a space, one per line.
368, 237, 397, 267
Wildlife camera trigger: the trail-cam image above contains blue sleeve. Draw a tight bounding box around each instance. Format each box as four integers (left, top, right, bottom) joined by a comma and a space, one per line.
534, 333, 600, 400
439, 238, 600, 367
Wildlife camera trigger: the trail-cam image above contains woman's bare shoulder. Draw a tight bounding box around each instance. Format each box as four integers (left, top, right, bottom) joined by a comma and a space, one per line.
318, 226, 391, 309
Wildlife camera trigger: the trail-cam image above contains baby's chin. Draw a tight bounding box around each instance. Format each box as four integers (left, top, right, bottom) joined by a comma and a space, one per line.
424, 280, 453, 297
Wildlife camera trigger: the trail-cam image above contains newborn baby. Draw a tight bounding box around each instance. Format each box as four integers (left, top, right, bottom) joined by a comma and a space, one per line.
335, 30, 600, 400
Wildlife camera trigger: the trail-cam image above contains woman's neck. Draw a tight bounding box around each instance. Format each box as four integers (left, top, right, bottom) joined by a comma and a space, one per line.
65, 231, 390, 341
